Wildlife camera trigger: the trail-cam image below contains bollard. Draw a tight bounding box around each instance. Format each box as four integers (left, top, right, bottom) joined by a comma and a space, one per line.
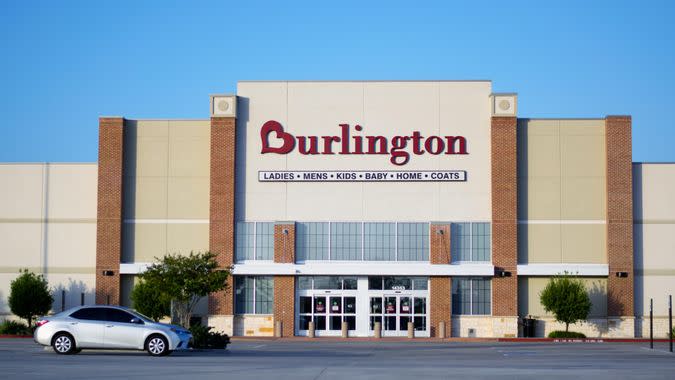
407, 322, 414, 338
669, 295, 673, 353
438, 321, 446, 339
342, 321, 348, 338
374, 321, 382, 338
275, 320, 283, 338
308, 321, 315, 338
650, 298, 653, 349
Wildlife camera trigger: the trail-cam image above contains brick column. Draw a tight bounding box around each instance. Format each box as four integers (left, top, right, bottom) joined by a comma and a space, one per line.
208, 116, 237, 317
430, 224, 451, 264
274, 276, 295, 337
95, 117, 125, 305
491, 116, 518, 317
429, 224, 451, 337
605, 116, 634, 317
430, 277, 451, 338
274, 223, 296, 263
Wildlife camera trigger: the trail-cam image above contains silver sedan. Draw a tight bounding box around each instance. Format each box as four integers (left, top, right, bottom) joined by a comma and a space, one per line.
34, 305, 192, 356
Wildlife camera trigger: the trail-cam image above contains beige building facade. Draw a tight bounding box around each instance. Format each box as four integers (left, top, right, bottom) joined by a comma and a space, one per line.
0, 80, 673, 338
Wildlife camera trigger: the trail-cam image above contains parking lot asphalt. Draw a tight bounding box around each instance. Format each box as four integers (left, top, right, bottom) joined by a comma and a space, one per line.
1, 338, 675, 380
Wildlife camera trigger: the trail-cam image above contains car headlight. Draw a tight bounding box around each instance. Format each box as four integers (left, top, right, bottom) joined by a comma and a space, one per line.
170, 328, 190, 335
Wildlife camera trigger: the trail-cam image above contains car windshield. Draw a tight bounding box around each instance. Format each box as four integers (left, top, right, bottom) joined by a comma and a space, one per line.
127, 309, 154, 323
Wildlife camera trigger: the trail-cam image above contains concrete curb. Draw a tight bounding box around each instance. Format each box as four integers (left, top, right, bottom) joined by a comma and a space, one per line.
229, 336, 675, 343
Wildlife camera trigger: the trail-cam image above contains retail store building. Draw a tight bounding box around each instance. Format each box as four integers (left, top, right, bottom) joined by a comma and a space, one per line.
1, 80, 674, 338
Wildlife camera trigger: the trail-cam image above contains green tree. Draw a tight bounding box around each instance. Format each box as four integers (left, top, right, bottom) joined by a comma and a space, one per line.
139, 251, 230, 328
8, 270, 53, 328
130, 280, 171, 322
539, 272, 592, 332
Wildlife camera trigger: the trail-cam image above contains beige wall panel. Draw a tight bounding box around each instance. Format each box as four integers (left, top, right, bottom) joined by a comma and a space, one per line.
524, 134, 561, 179
522, 177, 561, 220
635, 224, 675, 270
46, 273, 96, 312
521, 277, 607, 318
165, 223, 209, 255
168, 130, 210, 178
46, 164, 97, 220
167, 177, 209, 219
558, 119, 605, 133
123, 177, 168, 219
520, 224, 562, 264
168, 120, 210, 131
561, 134, 606, 178
129, 120, 170, 137
0, 165, 44, 219
561, 177, 606, 220
286, 182, 365, 221
635, 275, 675, 316
561, 224, 606, 263
0, 223, 43, 267
132, 138, 169, 178
46, 223, 96, 268
122, 223, 167, 263
634, 164, 675, 221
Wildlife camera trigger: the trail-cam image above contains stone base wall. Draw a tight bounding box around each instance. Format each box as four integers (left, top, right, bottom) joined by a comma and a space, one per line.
233, 315, 275, 336
532, 317, 635, 338
635, 316, 674, 338
451, 316, 519, 337
207, 314, 234, 336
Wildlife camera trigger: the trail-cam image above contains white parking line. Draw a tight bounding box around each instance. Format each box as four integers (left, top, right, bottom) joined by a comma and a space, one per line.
251, 344, 267, 349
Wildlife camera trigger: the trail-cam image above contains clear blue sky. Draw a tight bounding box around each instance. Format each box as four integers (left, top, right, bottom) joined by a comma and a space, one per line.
1, 1, 674, 162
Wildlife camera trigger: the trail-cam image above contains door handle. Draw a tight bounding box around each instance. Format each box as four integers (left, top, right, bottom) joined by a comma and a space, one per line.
105, 325, 114, 328
69, 322, 78, 325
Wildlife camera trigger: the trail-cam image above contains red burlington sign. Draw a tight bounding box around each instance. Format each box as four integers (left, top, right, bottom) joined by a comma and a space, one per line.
260, 120, 468, 166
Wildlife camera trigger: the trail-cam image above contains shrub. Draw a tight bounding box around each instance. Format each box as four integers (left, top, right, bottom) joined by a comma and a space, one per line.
189, 324, 230, 349
9, 270, 53, 328
0, 320, 31, 336
130, 280, 170, 322
539, 273, 592, 332
548, 330, 587, 339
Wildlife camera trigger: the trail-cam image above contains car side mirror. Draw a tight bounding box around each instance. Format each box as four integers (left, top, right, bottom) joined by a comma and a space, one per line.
130, 318, 144, 325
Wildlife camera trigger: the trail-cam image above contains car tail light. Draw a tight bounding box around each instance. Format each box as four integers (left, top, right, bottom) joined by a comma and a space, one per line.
36, 320, 49, 328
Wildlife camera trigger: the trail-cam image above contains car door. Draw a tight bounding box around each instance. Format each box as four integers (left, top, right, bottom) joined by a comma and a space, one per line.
103, 308, 145, 349
68, 307, 107, 348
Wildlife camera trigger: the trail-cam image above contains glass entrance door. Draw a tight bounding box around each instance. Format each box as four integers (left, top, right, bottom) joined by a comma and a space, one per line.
370, 295, 427, 336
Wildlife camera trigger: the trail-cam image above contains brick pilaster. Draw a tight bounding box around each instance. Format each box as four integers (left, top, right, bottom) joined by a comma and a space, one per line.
430, 224, 451, 264
430, 277, 451, 337
491, 116, 518, 316
208, 116, 237, 315
273, 276, 295, 337
605, 116, 634, 317
95, 117, 125, 305
274, 223, 296, 263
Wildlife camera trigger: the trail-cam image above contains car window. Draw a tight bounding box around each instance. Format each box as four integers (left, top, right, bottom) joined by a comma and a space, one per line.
70, 307, 107, 321
105, 309, 137, 323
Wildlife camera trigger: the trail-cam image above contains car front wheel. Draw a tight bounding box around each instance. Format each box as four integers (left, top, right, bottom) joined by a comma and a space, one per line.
146, 335, 170, 356
52, 333, 76, 355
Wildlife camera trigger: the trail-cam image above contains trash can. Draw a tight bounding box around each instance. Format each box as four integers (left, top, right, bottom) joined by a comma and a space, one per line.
522, 317, 536, 338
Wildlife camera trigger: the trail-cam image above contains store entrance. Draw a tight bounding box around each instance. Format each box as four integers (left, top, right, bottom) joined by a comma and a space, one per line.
295, 276, 429, 337
369, 294, 428, 336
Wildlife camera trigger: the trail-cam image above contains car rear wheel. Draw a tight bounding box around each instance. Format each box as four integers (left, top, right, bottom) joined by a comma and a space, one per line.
52, 333, 76, 355
146, 335, 170, 356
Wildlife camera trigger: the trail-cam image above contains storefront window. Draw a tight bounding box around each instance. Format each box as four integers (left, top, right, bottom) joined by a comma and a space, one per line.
363, 222, 396, 261
296, 222, 329, 260
235, 276, 273, 314
452, 277, 491, 315
396, 223, 429, 261
234, 222, 274, 262
331, 222, 362, 260
451, 222, 491, 262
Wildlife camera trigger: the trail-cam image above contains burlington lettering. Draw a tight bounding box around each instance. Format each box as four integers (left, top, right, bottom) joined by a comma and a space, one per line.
260, 120, 468, 166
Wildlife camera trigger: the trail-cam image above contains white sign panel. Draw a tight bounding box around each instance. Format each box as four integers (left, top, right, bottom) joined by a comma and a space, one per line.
259, 170, 467, 182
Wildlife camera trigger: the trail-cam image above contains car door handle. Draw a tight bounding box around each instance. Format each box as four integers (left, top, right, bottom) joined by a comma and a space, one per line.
105, 325, 114, 328
70, 322, 78, 325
